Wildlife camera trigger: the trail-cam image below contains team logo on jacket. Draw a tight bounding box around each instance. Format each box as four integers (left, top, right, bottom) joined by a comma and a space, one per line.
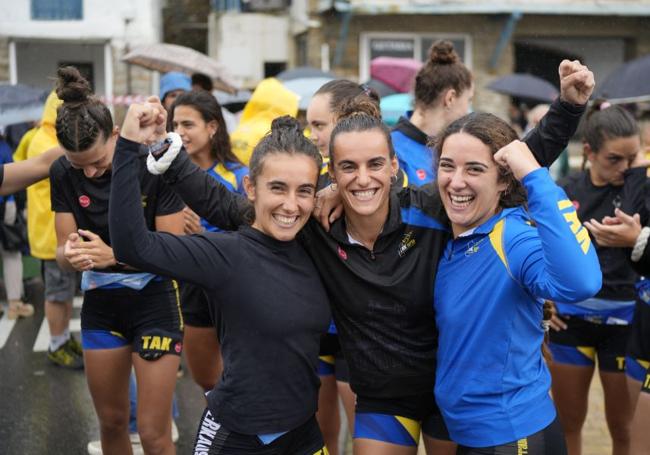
416, 169, 426, 180
398, 231, 416, 257
337, 246, 348, 260
78, 195, 90, 208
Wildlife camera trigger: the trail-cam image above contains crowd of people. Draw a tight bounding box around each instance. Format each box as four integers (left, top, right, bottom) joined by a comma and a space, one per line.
2, 40, 650, 455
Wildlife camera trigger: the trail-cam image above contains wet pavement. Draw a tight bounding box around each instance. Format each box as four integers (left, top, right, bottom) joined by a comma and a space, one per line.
0, 278, 205, 455
1, 278, 615, 455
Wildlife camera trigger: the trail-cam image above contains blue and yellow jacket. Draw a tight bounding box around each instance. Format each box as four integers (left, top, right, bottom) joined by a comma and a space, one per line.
434, 168, 601, 447
202, 160, 248, 232
391, 113, 431, 186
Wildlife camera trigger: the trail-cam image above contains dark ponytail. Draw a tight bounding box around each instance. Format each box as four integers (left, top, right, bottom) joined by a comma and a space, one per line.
55, 66, 113, 153
329, 97, 394, 160
581, 100, 638, 170
414, 40, 472, 109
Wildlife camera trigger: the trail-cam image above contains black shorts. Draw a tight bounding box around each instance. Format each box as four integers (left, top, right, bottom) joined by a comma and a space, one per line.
626, 301, 650, 381
192, 409, 326, 454
317, 334, 350, 382
457, 416, 566, 455
642, 366, 650, 395
80, 280, 183, 358
354, 392, 450, 446
181, 281, 214, 328
548, 316, 629, 372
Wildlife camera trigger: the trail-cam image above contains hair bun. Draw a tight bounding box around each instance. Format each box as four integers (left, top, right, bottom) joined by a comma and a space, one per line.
56, 66, 92, 104
337, 97, 382, 122
271, 115, 301, 134
428, 40, 459, 65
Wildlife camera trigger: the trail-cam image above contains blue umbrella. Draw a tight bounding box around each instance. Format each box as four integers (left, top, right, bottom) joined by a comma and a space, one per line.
594, 54, 650, 100
380, 93, 413, 126
0, 83, 49, 126
486, 74, 558, 103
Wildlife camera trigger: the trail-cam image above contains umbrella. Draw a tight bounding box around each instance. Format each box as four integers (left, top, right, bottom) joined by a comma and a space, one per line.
594, 54, 650, 101
122, 43, 238, 93
380, 93, 413, 126
214, 89, 252, 113
0, 83, 49, 125
364, 78, 398, 98
486, 74, 558, 103
276, 67, 334, 82
370, 57, 422, 93
283, 76, 334, 110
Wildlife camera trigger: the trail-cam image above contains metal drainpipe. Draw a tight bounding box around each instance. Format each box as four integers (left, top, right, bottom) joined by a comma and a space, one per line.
333, 4, 352, 69
489, 11, 522, 71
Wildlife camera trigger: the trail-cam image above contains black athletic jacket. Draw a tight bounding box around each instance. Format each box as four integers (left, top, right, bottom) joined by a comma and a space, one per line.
159, 98, 585, 398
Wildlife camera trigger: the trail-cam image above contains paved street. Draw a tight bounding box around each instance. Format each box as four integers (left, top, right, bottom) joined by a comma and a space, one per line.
1, 278, 615, 455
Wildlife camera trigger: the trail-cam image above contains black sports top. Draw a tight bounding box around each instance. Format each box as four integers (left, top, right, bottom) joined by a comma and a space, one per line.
109, 137, 331, 434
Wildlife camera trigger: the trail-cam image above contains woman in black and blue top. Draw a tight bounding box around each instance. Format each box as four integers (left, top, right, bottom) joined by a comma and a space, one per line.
110, 102, 330, 454
433, 112, 601, 454
169, 90, 248, 393
50, 67, 185, 455
582, 159, 650, 454
549, 101, 641, 455
391, 40, 473, 187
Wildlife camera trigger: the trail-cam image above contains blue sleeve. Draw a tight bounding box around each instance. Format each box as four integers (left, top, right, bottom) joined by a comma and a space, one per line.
163, 149, 248, 230
234, 165, 249, 196
109, 137, 235, 291
505, 168, 602, 302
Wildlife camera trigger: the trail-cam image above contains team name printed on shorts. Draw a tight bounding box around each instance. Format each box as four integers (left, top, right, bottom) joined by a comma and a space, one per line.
194, 410, 221, 455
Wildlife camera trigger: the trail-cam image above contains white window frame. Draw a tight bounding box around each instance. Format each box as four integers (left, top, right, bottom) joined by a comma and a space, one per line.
359, 32, 472, 82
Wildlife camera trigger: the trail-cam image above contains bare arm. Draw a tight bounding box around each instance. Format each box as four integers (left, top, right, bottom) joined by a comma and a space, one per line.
1, 147, 64, 195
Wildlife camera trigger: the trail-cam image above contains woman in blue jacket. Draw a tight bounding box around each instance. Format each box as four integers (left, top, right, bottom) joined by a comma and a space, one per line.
433, 112, 602, 454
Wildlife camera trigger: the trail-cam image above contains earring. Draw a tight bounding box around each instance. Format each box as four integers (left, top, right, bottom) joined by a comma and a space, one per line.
390, 174, 398, 184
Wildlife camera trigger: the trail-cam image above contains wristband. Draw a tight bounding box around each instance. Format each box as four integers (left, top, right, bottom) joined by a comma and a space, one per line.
631, 226, 650, 262
146, 132, 182, 175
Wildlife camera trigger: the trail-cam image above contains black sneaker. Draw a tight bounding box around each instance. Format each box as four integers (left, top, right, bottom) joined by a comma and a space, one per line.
67, 335, 83, 357
48, 341, 84, 369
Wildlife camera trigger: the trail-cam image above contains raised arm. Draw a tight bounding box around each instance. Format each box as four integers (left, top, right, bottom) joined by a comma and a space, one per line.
523, 60, 594, 167
494, 141, 601, 301
109, 102, 236, 290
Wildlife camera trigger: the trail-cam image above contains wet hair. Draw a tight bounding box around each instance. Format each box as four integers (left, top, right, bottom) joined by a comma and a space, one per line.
435, 112, 526, 208
581, 100, 638, 168
249, 116, 322, 183
191, 73, 213, 92
171, 91, 241, 166
55, 66, 113, 153
242, 116, 322, 224
329, 98, 394, 160
414, 40, 472, 109
314, 79, 380, 120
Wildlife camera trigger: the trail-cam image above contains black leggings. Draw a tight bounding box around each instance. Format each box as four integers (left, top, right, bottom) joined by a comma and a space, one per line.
193, 409, 326, 455
457, 417, 566, 455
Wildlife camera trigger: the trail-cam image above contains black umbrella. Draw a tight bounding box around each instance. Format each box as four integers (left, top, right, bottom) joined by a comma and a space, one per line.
486, 74, 558, 103
594, 54, 650, 100
276, 67, 335, 81
363, 78, 398, 98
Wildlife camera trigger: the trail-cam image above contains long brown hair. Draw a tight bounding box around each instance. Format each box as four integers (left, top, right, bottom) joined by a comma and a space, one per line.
435, 112, 526, 208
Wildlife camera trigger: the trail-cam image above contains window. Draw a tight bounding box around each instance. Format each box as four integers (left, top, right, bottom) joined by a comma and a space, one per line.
32, 0, 83, 20
359, 33, 471, 82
